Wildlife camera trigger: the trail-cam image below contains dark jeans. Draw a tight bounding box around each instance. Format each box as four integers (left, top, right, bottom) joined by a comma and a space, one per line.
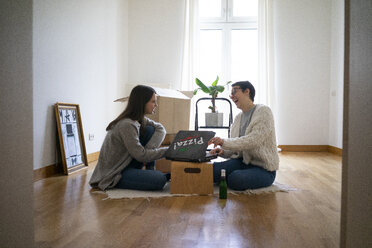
213, 158, 276, 190
115, 125, 167, 191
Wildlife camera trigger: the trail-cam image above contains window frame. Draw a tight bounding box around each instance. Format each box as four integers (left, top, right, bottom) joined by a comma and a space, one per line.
196, 0, 258, 85
199, 0, 227, 23
199, 0, 257, 23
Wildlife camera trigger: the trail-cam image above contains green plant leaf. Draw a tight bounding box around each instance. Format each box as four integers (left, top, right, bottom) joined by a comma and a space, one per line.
216, 86, 225, 93
195, 78, 210, 94
209, 86, 219, 98
212, 75, 219, 86
194, 77, 231, 98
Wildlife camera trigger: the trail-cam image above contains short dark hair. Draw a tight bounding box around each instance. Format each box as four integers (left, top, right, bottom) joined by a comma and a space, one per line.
232, 81, 255, 102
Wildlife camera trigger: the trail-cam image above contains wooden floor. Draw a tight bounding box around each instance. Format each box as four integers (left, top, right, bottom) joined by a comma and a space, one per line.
34, 152, 342, 248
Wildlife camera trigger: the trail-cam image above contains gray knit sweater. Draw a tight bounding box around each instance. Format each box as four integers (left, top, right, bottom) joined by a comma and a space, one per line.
89, 117, 168, 190
221, 104, 279, 171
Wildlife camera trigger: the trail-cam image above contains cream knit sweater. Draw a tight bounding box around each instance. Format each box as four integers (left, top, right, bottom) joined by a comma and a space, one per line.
222, 104, 279, 171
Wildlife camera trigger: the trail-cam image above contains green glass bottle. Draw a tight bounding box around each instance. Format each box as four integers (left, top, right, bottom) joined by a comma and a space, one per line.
219, 169, 227, 199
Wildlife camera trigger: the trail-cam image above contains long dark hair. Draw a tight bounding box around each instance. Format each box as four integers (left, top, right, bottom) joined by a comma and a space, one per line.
106, 85, 156, 131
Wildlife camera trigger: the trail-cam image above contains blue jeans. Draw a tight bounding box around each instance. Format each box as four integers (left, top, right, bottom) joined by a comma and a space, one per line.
213, 158, 276, 190
115, 125, 167, 191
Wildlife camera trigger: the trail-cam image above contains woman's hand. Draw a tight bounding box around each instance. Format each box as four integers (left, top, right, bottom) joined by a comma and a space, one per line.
210, 147, 224, 156
208, 136, 224, 147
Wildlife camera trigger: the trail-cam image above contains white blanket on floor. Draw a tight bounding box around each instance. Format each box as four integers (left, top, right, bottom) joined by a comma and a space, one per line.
97, 182, 297, 200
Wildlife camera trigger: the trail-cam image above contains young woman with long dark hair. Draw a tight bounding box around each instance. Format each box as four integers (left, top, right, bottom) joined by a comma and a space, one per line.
89, 85, 168, 191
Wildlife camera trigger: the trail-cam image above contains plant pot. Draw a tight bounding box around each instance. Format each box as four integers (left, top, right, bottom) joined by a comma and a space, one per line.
205, 112, 223, 127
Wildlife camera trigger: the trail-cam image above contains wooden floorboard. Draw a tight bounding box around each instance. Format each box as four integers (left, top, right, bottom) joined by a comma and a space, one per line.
34, 152, 342, 248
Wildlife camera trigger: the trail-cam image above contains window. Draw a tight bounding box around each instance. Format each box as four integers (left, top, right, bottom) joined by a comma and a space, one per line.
196, 0, 258, 89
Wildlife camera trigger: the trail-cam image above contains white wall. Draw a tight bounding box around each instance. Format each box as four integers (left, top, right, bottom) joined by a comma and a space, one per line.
127, 0, 344, 147
274, 0, 332, 145
33, 0, 128, 169
328, 0, 344, 149
0, 1, 34, 246
128, 0, 185, 90
33, 0, 344, 170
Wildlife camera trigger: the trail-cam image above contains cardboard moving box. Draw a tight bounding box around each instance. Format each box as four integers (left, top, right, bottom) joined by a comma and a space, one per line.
115, 86, 191, 135
170, 161, 213, 195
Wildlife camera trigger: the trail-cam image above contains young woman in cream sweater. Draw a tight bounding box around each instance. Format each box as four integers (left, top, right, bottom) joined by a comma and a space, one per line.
209, 81, 279, 190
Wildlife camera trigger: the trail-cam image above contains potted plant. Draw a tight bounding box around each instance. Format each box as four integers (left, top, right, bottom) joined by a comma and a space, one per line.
193, 76, 231, 127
